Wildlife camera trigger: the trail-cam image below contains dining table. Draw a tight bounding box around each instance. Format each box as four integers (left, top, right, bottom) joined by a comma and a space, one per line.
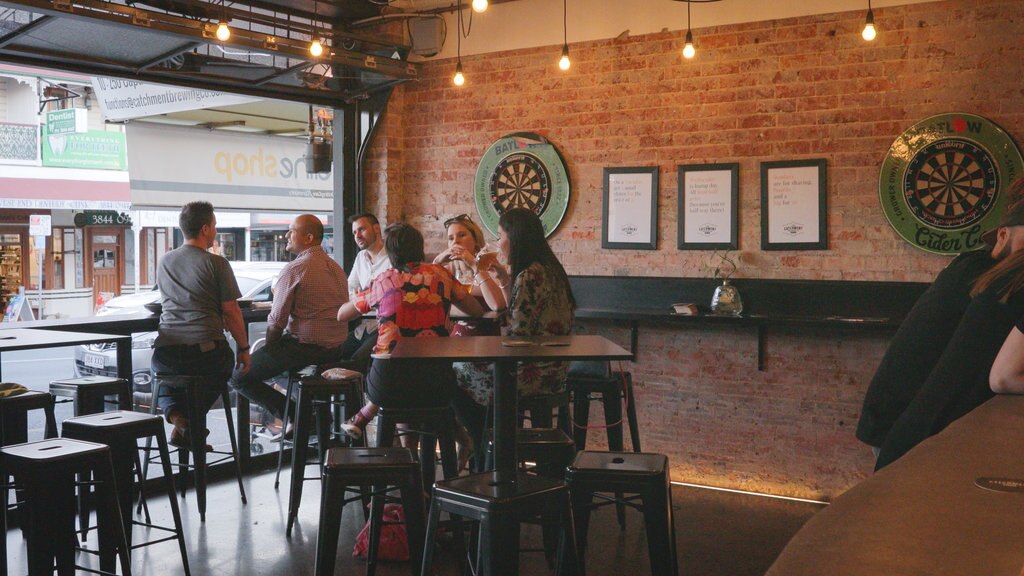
0, 328, 132, 382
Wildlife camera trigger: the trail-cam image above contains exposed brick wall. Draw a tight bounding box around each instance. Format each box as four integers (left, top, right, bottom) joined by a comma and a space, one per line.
362, 0, 1024, 499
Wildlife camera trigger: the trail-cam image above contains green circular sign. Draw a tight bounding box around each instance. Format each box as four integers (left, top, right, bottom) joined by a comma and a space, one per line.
474, 132, 570, 238
880, 113, 1023, 255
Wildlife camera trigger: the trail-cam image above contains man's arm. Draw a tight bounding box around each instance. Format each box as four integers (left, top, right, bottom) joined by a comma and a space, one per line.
991, 326, 1024, 393
223, 300, 251, 373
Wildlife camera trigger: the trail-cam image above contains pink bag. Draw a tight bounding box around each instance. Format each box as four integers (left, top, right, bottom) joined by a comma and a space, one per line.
352, 503, 409, 561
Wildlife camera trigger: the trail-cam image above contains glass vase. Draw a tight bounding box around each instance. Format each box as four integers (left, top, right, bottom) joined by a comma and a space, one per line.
711, 279, 743, 316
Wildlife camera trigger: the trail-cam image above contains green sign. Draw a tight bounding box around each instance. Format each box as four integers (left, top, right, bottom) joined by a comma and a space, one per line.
74, 211, 132, 227
41, 127, 127, 171
879, 113, 1023, 255
45, 108, 86, 135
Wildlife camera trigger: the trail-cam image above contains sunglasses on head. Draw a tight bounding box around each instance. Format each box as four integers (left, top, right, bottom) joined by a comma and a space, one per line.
443, 214, 472, 228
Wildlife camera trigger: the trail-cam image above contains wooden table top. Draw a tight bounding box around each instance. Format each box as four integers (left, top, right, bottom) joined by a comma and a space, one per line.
767, 395, 1024, 576
389, 335, 633, 363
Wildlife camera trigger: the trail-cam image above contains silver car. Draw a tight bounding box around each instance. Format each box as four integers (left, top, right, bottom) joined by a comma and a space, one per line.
73, 261, 287, 392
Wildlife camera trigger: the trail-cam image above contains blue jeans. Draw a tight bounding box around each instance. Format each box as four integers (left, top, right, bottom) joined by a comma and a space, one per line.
228, 334, 343, 420
152, 341, 234, 420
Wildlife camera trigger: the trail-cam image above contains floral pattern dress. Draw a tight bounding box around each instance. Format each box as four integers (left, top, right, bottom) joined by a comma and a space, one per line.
454, 261, 574, 405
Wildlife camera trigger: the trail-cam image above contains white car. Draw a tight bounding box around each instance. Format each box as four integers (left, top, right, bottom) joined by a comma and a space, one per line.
74, 261, 287, 393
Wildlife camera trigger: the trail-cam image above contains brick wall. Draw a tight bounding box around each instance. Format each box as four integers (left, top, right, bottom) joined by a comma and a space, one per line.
363, 0, 1024, 499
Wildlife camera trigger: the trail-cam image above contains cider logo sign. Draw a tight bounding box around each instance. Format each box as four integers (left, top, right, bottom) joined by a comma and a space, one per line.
212, 148, 331, 183
879, 113, 1022, 255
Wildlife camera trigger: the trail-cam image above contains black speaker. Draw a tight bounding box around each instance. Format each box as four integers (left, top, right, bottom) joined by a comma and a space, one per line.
305, 139, 332, 174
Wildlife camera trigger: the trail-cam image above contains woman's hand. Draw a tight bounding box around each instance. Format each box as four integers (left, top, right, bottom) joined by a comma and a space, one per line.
432, 248, 453, 265
487, 261, 511, 286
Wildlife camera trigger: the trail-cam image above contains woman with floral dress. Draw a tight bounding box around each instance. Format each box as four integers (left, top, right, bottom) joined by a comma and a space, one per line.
452, 208, 576, 459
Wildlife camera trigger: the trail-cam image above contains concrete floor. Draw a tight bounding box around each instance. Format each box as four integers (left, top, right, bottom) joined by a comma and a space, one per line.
4, 466, 823, 575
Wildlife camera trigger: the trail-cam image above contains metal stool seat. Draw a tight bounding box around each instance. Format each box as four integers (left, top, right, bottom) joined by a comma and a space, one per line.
421, 472, 582, 576
2, 438, 132, 576
49, 376, 132, 418
62, 411, 190, 575
144, 374, 246, 522
566, 451, 677, 576
314, 447, 427, 576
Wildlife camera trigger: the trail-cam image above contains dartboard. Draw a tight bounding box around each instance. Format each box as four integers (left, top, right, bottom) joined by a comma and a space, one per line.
903, 138, 997, 230
489, 153, 551, 215
474, 133, 571, 238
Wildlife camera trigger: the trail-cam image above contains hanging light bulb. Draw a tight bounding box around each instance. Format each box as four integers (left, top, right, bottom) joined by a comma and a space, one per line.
558, 44, 571, 71
310, 38, 324, 57
453, 61, 465, 86
215, 20, 230, 42
682, 30, 695, 59
862, 3, 877, 41
472, 0, 488, 12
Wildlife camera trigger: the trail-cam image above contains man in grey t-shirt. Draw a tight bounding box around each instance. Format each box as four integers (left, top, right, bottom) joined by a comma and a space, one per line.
153, 201, 251, 449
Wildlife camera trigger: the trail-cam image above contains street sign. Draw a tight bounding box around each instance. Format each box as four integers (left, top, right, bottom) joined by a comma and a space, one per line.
74, 211, 132, 227
45, 108, 88, 135
29, 214, 51, 236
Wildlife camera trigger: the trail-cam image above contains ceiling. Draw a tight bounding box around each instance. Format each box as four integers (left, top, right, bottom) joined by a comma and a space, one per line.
0, 0, 426, 107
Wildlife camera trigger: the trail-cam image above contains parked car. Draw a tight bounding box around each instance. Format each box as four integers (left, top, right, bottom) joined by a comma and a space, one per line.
74, 261, 287, 394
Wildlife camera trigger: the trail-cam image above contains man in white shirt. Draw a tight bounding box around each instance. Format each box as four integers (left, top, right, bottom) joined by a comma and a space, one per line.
339, 212, 392, 371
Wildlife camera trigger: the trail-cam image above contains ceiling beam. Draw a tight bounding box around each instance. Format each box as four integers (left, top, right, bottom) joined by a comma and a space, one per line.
0, 14, 54, 48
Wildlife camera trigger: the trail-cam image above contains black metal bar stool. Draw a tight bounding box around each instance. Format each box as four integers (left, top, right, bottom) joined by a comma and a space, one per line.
314, 447, 427, 576
276, 366, 364, 490
566, 451, 677, 576
1, 438, 132, 576
62, 411, 190, 576
49, 376, 133, 418
143, 374, 246, 522
375, 404, 460, 495
420, 472, 582, 576
286, 373, 364, 536
518, 391, 572, 434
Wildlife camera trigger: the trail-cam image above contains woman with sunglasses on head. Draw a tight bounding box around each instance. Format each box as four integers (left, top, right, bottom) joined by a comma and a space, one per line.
452, 208, 576, 465
433, 213, 507, 323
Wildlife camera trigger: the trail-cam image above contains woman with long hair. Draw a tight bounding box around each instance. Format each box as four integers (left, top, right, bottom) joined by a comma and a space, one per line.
432, 213, 507, 327
989, 250, 1024, 392
876, 247, 1024, 469
452, 208, 576, 456
336, 222, 483, 440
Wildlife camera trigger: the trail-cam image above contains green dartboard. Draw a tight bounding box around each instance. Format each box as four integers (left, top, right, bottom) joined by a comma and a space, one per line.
879, 113, 1023, 255
474, 132, 571, 238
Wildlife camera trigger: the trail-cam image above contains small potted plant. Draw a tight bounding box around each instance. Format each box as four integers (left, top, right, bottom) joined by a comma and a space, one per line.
708, 250, 743, 316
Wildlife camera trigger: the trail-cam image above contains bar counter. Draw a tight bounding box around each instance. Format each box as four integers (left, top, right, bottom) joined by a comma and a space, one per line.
767, 395, 1024, 576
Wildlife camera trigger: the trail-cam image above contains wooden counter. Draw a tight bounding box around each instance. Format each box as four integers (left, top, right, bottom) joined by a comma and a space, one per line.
767, 395, 1024, 576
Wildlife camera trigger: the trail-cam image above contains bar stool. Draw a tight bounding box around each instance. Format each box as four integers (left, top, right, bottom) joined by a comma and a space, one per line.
285, 373, 363, 537
62, 411, 190, 575
314, 447, 426, 576
565, 451, 677, 576
143, 374, 247, 522
49, 376, 133, 418
1, 438, 132, 576
276, 366, 364, 490
375, 404, 460, 494
518, 391, 572, 434
420, 472, 581, 576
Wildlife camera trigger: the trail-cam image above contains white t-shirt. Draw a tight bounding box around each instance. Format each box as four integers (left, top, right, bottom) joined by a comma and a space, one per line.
347, 246, 392, 337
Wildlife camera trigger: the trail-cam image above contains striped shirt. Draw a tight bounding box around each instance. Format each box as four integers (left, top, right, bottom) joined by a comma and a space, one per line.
267, 245, 348, 349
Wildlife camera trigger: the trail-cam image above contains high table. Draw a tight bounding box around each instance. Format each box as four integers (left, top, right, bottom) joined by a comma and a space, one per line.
0, 328, 132, 381
389, 335, 633, 483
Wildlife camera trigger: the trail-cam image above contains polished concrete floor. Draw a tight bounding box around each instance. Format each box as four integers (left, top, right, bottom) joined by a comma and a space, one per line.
4, 466, 823, 575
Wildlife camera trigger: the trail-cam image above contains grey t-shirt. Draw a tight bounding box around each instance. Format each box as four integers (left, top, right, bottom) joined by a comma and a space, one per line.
155, 245, 241, 347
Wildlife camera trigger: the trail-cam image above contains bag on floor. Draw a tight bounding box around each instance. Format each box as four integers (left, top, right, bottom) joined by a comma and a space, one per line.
352, 503, 409, 561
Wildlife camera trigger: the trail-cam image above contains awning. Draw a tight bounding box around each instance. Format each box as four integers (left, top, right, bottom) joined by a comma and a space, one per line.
0, 165, 130, 211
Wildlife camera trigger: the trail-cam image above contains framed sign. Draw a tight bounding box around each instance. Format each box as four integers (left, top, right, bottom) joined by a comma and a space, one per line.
602, 166, 658, 250
761, 159, 827, 250
678, 163, 738, 250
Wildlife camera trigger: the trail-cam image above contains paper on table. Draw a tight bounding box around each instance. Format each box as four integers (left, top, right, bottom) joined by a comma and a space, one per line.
501, 340, 533, 347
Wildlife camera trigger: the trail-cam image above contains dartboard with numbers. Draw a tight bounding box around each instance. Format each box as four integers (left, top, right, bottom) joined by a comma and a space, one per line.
903, 138, 997, 229
474, 133, 570, 238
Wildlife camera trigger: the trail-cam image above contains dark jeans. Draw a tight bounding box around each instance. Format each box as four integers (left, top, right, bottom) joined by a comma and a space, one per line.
365, 358, 455, 409
152, 341, 234, 421
338, 328, 377, 374
228, 334, 343, 420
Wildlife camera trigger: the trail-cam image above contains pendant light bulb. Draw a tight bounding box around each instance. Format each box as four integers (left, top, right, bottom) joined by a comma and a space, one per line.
471, 0, 488, 12
682, 30, 696, 59
559, 45, 571, 71
309, 38, 324, 57
862, 8, 877, 41
215, 20, 230, 42
453, 61, 465, 86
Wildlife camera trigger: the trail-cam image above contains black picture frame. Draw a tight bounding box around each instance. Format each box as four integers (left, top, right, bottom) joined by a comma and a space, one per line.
677, 163, 739, 250
602, 166, 659, 250
760, 159, 828, 251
